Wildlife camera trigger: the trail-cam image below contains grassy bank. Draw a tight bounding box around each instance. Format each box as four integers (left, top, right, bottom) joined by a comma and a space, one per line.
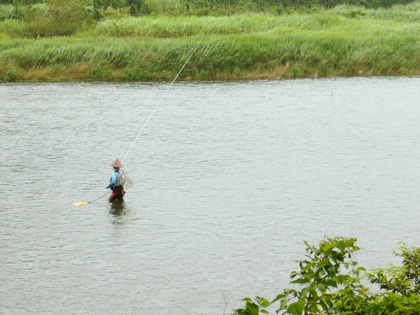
1, 3, 420, 81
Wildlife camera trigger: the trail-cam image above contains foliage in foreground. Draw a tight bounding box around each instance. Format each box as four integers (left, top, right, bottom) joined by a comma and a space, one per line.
234, 237, 420, 315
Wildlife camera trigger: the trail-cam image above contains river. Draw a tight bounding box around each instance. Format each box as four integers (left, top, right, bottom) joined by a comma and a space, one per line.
1, 77, 420, 314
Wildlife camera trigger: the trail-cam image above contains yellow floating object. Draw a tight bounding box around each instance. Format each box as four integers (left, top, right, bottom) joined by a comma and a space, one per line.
73, 201, 87, 206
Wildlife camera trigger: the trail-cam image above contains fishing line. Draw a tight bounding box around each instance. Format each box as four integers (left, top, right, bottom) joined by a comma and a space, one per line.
73, 41, 201, 206
121, 41, 201, 164
73, 192, 109, 206
72, 192, 107, 206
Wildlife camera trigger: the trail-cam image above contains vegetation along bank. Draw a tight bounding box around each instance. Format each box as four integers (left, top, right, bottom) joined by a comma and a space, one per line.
1, 0, 420, 81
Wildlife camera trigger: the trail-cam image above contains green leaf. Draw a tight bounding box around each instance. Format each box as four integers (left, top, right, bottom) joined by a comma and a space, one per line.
260, 298, 270, 308
304, 271, 315, 281
326, 299, 333, 308
279, 299, 288, 310
287, 297, 305, 315
320, 299, 328, 311
245, 301, 259, 315
272, 294, 285, 303
317, 283, 326, 292
308, 283, 318, 297
291, 279, 309, 285
337, 241, 346, 251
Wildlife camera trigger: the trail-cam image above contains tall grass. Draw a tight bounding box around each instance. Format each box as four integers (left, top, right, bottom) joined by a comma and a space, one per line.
91, 14, 287, 38
89, 9, 420, 38
1, 2, 420, 81
327, 2, 420, 21
144, 0, 184, 14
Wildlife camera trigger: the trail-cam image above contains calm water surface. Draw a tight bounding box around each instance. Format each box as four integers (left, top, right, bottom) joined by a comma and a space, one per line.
1, 77, 420, 314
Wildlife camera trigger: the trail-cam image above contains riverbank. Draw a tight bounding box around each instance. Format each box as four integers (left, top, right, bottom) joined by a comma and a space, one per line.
1, 3, 420, 81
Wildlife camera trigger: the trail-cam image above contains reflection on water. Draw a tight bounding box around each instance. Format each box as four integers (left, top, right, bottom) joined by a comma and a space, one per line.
110, 200, 126, 216
1, 77, 420, 314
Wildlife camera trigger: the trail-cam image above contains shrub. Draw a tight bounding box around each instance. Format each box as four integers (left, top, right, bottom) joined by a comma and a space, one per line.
4, 68, 20, 81
0, 4, 15, 20
18, 0, 92, 37
234, 237, 420, 315
98, 6, 131, 19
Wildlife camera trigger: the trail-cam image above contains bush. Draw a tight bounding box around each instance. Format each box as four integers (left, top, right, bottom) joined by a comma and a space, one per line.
82, 65, 112, 80
0, 4, 15, 20
17, 0, 92, 37
4, 68, 20, 81
98, 6, 131, 19
234, 237, 420, 315
344, 9, 366, 17
45, 0, 90, 36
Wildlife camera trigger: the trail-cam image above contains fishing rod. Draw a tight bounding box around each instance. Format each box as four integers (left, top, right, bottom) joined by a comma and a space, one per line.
121, 41, 201, 164
73, 41, 201, 206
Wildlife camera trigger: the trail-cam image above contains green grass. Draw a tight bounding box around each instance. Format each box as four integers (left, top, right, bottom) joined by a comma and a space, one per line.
89, 15, 289, 38
1, 3, 420, 81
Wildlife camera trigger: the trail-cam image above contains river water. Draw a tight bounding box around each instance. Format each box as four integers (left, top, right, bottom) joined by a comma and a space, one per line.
1, 77, 420, 314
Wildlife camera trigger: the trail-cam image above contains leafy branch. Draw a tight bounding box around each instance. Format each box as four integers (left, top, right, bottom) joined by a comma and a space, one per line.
234, 237, 420, 315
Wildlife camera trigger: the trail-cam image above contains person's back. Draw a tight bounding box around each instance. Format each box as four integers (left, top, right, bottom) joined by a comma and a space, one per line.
106, 159, 126, 202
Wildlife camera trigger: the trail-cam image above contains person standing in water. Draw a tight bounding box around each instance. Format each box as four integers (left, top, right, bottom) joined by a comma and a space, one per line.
106, 159, 126, 202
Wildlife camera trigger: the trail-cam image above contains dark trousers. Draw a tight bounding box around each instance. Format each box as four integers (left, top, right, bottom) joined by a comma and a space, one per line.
109, 185, 125, 202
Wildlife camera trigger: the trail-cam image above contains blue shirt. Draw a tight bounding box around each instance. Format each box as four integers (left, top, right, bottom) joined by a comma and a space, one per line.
106, 169, 119, 189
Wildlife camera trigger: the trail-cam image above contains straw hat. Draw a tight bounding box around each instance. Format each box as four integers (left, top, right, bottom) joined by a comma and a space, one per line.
110, 159, 124, 168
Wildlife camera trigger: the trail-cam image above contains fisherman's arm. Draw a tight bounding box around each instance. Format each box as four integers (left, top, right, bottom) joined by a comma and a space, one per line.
106, 172, 117, 189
